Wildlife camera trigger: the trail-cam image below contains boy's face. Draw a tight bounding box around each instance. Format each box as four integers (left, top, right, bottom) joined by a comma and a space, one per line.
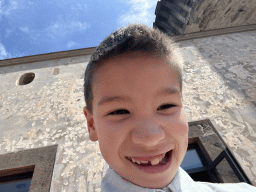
84, 52, 188, 188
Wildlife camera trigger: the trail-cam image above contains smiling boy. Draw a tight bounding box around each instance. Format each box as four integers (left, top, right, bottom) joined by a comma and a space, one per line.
83, 24, 256, 191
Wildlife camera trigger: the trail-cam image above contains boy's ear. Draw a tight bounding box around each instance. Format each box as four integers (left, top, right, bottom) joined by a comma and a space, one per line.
83, 107, 98, 142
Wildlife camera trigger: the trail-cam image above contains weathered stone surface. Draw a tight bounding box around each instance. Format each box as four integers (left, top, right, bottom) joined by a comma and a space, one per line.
185, 0, 256, 33
178, 30, 256, 185
0, 55, 108, 192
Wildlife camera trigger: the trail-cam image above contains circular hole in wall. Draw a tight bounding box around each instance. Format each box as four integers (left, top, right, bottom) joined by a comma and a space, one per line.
18, 72, 35, 85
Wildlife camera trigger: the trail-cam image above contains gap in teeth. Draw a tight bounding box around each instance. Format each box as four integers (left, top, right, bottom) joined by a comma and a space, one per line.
129, 152, 167, 165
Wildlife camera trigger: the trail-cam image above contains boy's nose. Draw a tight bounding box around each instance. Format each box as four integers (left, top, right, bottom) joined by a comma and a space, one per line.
131, 119, 165, 146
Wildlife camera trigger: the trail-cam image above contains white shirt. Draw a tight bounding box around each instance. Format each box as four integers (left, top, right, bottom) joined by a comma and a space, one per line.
101, 167, 256, 192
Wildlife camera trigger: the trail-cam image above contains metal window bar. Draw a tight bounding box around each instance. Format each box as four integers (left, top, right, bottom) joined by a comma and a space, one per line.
208, 148, 251, 184
185, 144, 251, 184
186, 144, 219, 183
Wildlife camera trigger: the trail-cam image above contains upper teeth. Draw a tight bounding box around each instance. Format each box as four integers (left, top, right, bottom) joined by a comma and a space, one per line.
129, 153, 166, 166
150, 157, 160, 165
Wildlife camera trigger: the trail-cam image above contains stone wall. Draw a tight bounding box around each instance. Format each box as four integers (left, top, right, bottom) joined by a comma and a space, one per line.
185, 0, 256, 33
178, 30, 256, 184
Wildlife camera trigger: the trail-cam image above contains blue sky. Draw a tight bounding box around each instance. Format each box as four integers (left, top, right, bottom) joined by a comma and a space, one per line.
0, 0, 157, 60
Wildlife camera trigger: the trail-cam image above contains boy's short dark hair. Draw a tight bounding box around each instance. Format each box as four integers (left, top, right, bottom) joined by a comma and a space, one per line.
84, 24, 183, 113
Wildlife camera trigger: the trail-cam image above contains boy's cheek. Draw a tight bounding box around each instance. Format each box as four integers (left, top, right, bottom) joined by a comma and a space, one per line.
162, 109, 188, 131
176, 108, 189, 129
103, 121, 126, 133
97, 122, 126, 146
180, 108, 188, 124
99, 118, 135, 134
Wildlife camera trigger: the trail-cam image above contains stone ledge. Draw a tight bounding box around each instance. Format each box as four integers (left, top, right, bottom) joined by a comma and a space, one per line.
0, 47, 96, 68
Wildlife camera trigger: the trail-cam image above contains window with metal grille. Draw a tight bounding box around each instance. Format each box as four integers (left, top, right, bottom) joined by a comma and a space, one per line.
0, 145, 57, 192
185, 119, 252, 184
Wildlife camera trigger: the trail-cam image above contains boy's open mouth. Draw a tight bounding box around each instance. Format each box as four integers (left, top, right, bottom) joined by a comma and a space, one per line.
126, 150, 172, 173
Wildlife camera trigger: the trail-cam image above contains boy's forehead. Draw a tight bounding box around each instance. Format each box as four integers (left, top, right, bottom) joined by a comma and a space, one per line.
93, 51, 180, 84
92, 52, 181, 101
96, 51, 171, 73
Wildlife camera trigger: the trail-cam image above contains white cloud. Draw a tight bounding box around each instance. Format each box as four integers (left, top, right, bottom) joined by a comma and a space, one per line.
70, 3, 88, 13
0, 43, 12, 60
0, 0, 17, 16
0, 1, 90, 40
67, 41, 78, 49
0, 42, 26, 59
46, 19, 90, 39
118, 0, 157, 27
0, 0, 25, 18
70, 21, 89, 31
0, 43, 7, 59
5, 28, 14, 38
20, 26, 29, 33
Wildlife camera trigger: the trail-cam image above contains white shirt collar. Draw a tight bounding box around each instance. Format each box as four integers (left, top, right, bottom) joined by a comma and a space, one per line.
101, 166, 256, 192
101, 167, 197, 192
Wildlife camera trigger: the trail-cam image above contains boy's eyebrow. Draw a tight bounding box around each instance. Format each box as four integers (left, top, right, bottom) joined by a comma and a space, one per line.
156, 87, 181, 96
98, 88, 180, 106
98, 96, 131, 107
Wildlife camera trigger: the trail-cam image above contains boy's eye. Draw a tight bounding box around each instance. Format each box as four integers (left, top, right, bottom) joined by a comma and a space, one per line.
157, 104, 176, 110
108, 109, 130, 115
